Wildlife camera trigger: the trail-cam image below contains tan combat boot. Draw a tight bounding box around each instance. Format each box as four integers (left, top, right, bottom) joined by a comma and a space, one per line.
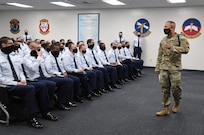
172, 102, 180, 113
156, 106, 170, 116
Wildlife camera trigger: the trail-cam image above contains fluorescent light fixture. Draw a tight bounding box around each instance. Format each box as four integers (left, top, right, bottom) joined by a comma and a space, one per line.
103, 0, 125, 5
50, 1, 75, 7
6, 3, 33, 8
167, 0, 186, 3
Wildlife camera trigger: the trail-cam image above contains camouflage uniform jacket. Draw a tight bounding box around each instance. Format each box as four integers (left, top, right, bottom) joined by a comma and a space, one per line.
155, 33, 190, 71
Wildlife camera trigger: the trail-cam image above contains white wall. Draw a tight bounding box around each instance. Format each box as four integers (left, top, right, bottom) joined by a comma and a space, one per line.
0, 6, 204, 70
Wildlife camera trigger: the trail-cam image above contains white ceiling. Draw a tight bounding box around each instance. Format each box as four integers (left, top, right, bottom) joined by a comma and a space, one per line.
0, 0, 204, 10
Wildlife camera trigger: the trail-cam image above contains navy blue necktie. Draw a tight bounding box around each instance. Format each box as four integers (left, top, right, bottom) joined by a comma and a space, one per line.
7, 55, 19, 81
39, 65, 45, 79
55, 57, 62, 73
92, 50, 98, 65
104, 51, 108, 62
114, 51, 118, 62
83, 55, 89, 67
73, 56, 78, 69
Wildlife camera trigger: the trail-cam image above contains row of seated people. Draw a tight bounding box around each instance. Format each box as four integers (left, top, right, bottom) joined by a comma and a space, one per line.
0, 36, 143, 129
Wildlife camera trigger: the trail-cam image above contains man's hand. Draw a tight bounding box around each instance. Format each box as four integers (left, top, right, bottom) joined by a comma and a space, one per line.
78, 68, 84, 73
17, 81, 27, 85
63, 72, 68, 77
155, 71, 160, 74
37, 50, 42, 56
165, 44, 171, 49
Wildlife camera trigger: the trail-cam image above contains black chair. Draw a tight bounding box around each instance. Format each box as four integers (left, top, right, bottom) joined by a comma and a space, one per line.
0, 86, 10, 126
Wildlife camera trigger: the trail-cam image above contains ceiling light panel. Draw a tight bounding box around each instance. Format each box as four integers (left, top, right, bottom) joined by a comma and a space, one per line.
167, 0, 186, 3
103, 0, 125, 5
50, 1, 75, 7
6, 3, 33, 8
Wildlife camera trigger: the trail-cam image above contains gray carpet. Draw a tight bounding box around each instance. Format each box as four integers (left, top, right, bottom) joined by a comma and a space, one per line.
1, 67, 204, 135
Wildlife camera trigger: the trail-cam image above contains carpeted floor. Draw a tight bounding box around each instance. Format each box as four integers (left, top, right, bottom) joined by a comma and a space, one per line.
1, 67, 204, 135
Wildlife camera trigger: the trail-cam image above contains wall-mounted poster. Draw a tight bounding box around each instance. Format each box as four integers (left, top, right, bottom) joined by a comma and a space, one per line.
78, 13, 99, 44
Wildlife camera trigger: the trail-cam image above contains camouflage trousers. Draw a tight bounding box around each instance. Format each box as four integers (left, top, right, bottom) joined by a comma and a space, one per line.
159, 69, 182, 106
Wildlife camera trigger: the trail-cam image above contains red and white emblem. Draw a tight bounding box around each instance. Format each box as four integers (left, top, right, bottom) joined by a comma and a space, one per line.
39, 19, 50, 35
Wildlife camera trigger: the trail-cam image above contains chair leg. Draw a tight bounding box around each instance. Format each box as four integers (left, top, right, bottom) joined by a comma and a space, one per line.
0, 102, 10, 126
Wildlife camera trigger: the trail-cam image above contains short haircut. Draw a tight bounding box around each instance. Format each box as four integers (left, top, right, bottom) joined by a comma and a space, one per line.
87, 39, 92, 44
0, 36, 10, 48
50, 42, 60, 50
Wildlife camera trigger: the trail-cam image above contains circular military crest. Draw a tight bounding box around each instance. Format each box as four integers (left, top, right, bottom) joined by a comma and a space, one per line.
134, 18, 151, 37
181, 18, 201, 39
39, 19, 50, 35
10, 19, 20, 34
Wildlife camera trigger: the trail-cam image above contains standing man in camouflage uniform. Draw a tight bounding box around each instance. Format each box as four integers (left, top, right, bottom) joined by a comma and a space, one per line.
155, 21, 190, 116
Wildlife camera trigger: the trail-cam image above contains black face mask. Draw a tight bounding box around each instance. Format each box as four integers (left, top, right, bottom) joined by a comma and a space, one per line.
60, 48, 64, 51
88, 44, 94, 49
118, 47, 122, 50
14, 45, 20, 51
51, 51, 60, 57
73, 48, 78, 53
164, 28, 171, 35
30, 50, 38, 58
126, 46, 130, 49
112, 46, 117, 50
46, 48, 51, 52
100, 46, 106, 51
122, 46, 125, 48
82, 50, 86, 54
25, 32, 28, 35
1, 45, 14, 54
138, 35, 141, 37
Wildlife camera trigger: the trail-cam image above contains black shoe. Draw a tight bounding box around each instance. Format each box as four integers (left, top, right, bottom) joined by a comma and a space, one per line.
28, 117, 43, 129
56, 104, 70, 111
106, 85, 113, 91
92, 92, 100, 97
111, 84, 121, 89
100, 89, 108, 93
42, 112, 58, 121
123, 78, 130, 82
137, 74, 143, 77
116, 80, 124, 85
74, 97, 84, 103
67, 101, 77, 107
129, 76, 135, 80
86, 94, 93, 101
97, 90, 103, 95
120, 79, 126, 84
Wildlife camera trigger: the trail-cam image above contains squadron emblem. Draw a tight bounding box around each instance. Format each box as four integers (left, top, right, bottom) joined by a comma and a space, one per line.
134, 18, 151, 37
181, 18, 201, 39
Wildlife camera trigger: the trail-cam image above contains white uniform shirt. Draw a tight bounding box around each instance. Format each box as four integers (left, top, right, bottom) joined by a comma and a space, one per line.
115, 36, 126, 43
23, 52, 42, 81
107, 49, 122, 65
133, 36, 143, 47
62, 51, 81, 73
77, 52, 92, 70
22, 34, 32, 41
97, 50, 110, 65
86, 48, 103, 67
45, 53, 66, 77
0, 51, 25, 86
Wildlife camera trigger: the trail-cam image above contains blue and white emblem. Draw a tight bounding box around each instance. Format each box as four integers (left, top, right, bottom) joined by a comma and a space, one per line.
134, 18, 151, 37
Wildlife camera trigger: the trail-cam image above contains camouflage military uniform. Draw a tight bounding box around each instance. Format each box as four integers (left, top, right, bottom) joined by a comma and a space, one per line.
155, 33, 190, 106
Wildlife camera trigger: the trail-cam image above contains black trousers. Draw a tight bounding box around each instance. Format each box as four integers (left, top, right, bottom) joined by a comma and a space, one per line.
134, 47, 142, 59
8, 85, 39, 118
